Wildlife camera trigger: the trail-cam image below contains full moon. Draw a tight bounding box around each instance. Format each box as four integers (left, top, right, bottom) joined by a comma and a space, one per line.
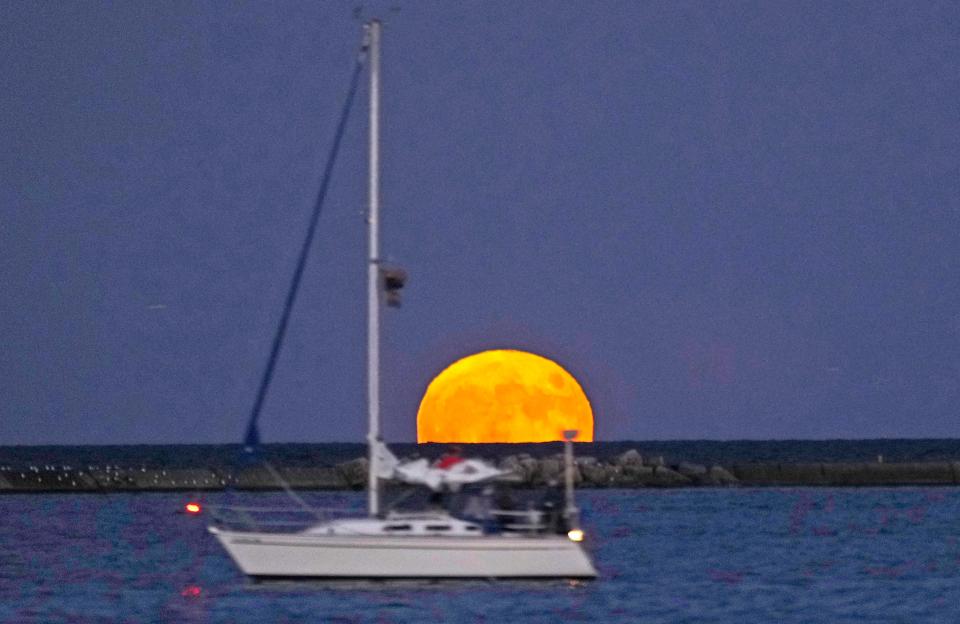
417, 350, 594, 443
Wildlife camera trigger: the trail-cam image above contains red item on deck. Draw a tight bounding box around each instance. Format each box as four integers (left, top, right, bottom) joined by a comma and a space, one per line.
436, 455, 464, 470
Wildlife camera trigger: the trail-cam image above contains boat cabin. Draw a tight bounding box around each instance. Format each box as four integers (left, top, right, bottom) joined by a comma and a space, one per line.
302, 513, 484, 537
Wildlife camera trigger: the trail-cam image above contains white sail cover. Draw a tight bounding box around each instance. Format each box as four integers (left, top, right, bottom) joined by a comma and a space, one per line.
373, 440, 399, 479
373, 442, 507, 491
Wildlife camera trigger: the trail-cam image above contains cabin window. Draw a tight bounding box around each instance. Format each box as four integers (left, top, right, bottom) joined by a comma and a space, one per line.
425, 525, 451, 531
465, 526, 479, 531
384, 524, 411, 531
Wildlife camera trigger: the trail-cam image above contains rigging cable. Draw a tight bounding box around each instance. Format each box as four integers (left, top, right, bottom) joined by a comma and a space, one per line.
243, 43, 368, 451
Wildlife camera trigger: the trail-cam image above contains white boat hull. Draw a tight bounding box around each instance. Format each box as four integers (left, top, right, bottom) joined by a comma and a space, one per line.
210, 527, 597, 579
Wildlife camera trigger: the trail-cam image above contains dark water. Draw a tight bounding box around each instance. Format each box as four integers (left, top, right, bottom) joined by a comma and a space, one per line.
2, 488, 959, 623
3, 439, 960, 469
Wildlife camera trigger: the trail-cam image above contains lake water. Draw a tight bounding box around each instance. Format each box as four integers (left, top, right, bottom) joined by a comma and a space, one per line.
2, 488, 959, 623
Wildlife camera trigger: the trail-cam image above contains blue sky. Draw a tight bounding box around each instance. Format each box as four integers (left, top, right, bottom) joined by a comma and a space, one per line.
2, 2, 958, 444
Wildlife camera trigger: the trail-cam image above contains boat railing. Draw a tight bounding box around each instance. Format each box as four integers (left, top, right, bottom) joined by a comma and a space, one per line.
206, 504, 358, 533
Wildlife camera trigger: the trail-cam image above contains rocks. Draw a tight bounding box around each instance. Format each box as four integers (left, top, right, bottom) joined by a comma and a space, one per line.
622, 464, 654, 479
707, 465, 738, 486
499, 454, 549, 482
579, 461, 613, 486
535, 457, 563, 484
499, 455, 522, 474
335, 457, 369, 489
648, 466, 692, 487
666, 462, 739, 486
677, 462, 707, 477
616, 449, 644, 467
518, 457, 539, 482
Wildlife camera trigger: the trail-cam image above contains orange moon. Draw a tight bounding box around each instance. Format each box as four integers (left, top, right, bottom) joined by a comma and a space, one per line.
417, 350, 594, 443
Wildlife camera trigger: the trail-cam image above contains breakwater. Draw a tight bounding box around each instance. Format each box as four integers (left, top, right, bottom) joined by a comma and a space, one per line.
3, 445, 960, 492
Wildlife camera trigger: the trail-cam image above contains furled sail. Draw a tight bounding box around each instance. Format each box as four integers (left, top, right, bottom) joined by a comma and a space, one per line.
373, 442, 507, 491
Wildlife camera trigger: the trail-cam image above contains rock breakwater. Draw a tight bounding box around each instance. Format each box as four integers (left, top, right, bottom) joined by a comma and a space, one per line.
3, 450, 960, 493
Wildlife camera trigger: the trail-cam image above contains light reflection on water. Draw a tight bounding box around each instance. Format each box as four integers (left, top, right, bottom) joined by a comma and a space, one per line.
1, 488, 959, 623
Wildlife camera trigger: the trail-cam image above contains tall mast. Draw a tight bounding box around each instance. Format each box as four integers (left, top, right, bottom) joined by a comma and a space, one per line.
366, 19, 382, 517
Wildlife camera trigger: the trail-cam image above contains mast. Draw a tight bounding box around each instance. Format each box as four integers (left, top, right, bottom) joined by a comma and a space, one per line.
563, 429, 579, 528
366, 19, 382, 517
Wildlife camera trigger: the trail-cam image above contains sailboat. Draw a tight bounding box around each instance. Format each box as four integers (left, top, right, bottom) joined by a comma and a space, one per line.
208, 20, 597, 580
